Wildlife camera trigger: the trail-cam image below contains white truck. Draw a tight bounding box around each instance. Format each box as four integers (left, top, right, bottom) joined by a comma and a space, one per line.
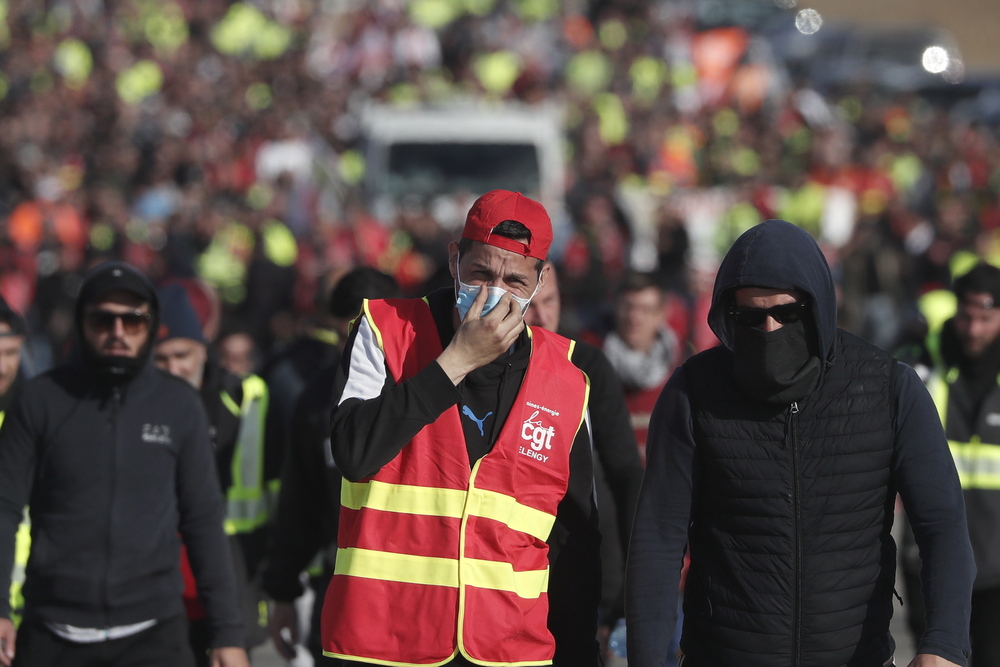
360, 101, 567, 239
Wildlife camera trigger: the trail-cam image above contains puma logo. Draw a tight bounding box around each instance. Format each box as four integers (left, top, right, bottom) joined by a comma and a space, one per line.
462, 405, 493, 436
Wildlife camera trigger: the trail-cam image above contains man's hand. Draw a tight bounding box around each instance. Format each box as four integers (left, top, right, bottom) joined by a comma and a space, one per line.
0, 618, 15, 667
907, 654, 962, 667
267, 601, 299, 660
209, 646, 250, 667
439, 287, 524, 385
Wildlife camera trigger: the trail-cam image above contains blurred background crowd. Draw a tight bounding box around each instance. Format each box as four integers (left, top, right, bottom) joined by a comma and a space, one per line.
1, 0, 999, 376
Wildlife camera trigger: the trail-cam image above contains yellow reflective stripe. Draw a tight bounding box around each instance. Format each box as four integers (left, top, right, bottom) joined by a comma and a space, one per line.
462, 558, 548, 599
10, 509, 30, 628
929, 369, 957, 426
333, 549, 548, 599
457, 658, 551, 667
342, 480, 467, 517
362, 300, 385, 352
335, 547, 457, 587
579, 373, 591, 432
343, 480, 556, 540
949, 438, 1000, 489
311, 327, 340, 347
466, 488, 554, 541
220, 390, 241, 417
322, 650, 457, 667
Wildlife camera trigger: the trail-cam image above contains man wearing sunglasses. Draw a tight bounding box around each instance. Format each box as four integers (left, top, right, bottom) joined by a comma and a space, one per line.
627, 220, 974, 667
0, 261, 248, 667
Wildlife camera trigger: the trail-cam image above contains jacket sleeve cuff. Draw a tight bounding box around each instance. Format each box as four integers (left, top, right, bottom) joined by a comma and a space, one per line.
916, 641, 970, 667
208, 622, 246, 651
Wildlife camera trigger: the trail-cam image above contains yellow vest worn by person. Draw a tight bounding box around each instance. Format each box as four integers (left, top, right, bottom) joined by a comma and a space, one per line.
322, 297, 589, 666
3, 410, 30, 628
220, 374, 277, 535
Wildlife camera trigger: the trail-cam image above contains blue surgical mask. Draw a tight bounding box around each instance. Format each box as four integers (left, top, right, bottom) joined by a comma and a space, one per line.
454, 250, 539, 321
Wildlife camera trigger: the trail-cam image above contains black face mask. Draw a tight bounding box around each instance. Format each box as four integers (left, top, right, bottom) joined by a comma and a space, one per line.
732, 320, 821, 404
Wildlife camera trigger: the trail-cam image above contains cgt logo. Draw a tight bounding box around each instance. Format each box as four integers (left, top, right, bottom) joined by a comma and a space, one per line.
519, 410, 555, 463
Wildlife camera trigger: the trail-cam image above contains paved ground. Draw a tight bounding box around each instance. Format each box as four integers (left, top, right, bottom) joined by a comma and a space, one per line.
252, 643, 287, 667
252, 515, 918, 666
251, 589, 917, 666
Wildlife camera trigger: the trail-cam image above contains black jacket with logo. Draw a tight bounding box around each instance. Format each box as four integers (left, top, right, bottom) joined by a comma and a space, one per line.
0, 360, 244, 648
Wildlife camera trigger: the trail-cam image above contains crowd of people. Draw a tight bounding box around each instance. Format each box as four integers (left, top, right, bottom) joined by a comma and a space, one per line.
0, 0, 998, 370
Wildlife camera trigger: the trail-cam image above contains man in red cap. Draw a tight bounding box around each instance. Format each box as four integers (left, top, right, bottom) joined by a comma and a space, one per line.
319, 190, 601, 666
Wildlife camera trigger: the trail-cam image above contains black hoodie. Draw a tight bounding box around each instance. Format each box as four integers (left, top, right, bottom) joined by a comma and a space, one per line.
708, 219, 838, 362
627, 220, 974, 666
0, 263, 244, 648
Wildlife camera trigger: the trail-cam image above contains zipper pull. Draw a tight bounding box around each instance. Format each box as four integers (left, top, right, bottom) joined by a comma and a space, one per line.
783, 402, 800, 449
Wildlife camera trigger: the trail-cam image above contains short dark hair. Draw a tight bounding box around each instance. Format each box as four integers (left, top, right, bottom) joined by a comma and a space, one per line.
953, 263, 1000, 304
328, 267, 401, 319
458, 220, 544, 271
616, 271, 664, 299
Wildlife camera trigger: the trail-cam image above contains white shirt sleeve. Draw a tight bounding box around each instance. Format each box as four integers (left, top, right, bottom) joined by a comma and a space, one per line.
338, 315, 388, 405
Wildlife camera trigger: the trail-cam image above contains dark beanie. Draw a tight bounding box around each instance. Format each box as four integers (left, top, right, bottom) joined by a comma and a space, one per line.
0, 296, 26, 337
77, 261, 158, 310
156, 284, 206, 343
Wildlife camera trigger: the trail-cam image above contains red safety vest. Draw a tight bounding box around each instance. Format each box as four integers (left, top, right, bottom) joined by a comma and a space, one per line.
322, 297, 589, 666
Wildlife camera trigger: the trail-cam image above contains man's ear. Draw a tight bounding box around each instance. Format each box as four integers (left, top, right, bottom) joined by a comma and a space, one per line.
537, 263, 550, 291
447, 241, 459, 280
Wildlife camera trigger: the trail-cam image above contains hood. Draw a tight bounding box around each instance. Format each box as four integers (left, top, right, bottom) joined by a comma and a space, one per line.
709, 219, 837, 363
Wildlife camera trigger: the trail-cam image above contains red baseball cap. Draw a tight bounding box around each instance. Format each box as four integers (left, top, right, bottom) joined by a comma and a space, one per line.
462, 190, 553, 261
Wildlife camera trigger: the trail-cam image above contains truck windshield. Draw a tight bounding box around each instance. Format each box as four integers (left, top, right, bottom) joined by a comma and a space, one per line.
386, 143, 541, 198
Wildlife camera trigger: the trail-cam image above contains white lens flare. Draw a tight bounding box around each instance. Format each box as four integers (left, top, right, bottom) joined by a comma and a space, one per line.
922, 46, 950, 74
795, 9, 822, 35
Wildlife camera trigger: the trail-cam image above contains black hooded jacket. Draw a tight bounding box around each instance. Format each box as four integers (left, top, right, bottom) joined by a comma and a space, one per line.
627, 220, 974, 666
0, 263, 244, 648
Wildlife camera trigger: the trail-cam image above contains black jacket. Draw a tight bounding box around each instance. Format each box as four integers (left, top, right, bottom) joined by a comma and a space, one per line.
0, 359, 244, 648
262, 361, 341, 603
330, 288, 601, 666
627, 220, 974, 666
571, 340, 643, 623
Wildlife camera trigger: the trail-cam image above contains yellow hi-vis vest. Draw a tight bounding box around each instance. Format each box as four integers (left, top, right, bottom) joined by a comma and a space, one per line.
220, 374, 278, 535
3, 410, 30, 628
929, 367, 1000, 489
8, 509, 28, 628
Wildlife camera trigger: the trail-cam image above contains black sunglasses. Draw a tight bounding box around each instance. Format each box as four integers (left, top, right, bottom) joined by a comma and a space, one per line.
729, 300, 809, 328
84, 309, 152, 335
